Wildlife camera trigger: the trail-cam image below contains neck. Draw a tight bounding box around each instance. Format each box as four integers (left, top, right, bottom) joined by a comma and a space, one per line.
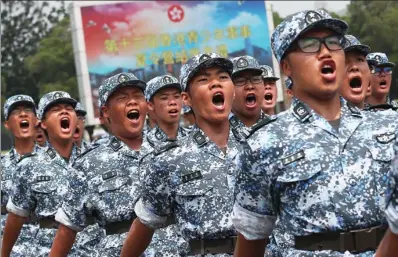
196, 117, 230, 148
13, 138, 35, 155
355, 101, 365, 110
263, 108, 275, 116
233, 111, 260, 127
158, 121, 179, 139
298, 95, 341, 121
366, 95, 388, 106
119, 134, 142, 151
48, 137, 73, 159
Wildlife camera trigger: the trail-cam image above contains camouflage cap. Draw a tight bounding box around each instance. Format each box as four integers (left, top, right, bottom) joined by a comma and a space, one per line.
179, 53, 233, 91
75, 102, 87, 116
37, 91, 77, 120
271, 9, 348, 63
3, 94, 36, 120
343, 35, 370, 56
231, 55, 263, 77
145, 75, 182, 101
366, 52, 395, 67
260, 65, 280, 81
182, 105, 193, 114
98, 72, 146, 107
285, 77, 293, 89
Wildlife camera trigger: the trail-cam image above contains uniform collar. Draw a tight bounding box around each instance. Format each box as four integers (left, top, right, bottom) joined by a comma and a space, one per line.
290, 96, 362, 123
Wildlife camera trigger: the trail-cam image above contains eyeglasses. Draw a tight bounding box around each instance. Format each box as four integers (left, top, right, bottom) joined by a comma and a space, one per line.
371, 67, 393, 75
77, 116, 86, 121
10, 107, 34, 116
233, 75, 263, 87
296, 35, 345, 53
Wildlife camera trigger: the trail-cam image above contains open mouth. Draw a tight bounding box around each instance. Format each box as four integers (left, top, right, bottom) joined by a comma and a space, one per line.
380, 80, 387, 87
168, 109, 179, 115
349, 77, 362, 89
37, 134, 44, 140
320, 60, 336, 74
264, 93, 273, 101
212, 92, 225, 107
127, 110, 140, 120
245, 93, 256, 107
20, 120, 29, 129
74, 127, 80, 137
60, 117, 70, 130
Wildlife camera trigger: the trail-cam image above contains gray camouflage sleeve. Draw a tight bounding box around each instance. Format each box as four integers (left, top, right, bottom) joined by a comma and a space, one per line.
232, 141, 277, 240
55, 166, 91, 232
7, 163, 34, 217
385, 131, 398, 234
135, 158, 172, 229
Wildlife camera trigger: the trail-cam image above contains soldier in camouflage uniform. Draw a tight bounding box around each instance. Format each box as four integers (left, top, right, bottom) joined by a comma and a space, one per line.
140, 74, 190, 256
1, 95, 40, 256
50, 73, 166, 257
35, 121, 48, 147
340, 35, 371, 109
232, 9, 398, 257
73, 102, 90, 152
259, 65, 280, 115
145, 74, 189, 143
2, 91, 100, 257
229, 56, 274, 142
365, 52, 397, 111
121, 53, 244, 257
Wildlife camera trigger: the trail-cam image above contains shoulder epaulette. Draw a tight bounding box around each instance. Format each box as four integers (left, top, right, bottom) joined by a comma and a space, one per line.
75, 143, 101, 160
17, 152, 36, 163
154, 141, 179, 156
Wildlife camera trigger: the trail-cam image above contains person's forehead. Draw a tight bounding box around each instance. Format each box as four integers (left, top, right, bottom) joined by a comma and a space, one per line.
345, 50, 366, 59
156, 87, 181, 95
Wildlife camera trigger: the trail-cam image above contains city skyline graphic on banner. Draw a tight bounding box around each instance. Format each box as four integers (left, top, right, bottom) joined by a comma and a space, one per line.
80, 1, 273, 117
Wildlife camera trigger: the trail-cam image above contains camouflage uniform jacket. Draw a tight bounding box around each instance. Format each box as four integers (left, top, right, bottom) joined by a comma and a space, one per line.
140, 125, 191, 257
229, 110, 276, 142
135, 125, 241, 256
232, 97, 398, 257
55, 135, 153, 255
1, 145, 41, 256
364, 96, 398, 112
6, 143, 84, 256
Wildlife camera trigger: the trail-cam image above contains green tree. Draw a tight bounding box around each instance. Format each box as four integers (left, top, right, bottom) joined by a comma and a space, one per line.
1, 1, 67, 103
272, 11, 284, 27
25, 16, 79, 100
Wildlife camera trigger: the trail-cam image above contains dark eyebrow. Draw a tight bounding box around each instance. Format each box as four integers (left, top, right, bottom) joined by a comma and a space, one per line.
196, 68, 228, 77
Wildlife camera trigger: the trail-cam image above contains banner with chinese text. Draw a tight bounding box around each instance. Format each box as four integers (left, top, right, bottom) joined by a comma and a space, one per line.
79, 1, 274, 118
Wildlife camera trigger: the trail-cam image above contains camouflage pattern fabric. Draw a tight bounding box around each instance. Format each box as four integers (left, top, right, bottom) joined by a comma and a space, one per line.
135, 126, 242, 256
3, 94, 36, 120
230, 55, 262, 76
145, 75, 181, 101
1, 145, 41, 256
37, 91, 77, 120
259, 65, 279, 81
366, 52, 396, 67
232, 97, 398, 256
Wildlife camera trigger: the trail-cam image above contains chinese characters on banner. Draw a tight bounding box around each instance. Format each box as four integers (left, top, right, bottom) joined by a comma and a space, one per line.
103, 25, 252, 66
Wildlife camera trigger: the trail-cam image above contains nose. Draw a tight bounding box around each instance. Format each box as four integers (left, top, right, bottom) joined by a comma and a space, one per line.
318, 43, 332, 60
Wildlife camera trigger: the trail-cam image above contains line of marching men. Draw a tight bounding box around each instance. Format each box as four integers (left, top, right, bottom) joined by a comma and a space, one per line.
2, 8, 398, 257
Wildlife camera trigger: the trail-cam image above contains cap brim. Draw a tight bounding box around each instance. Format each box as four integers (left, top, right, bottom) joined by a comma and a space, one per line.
7, 101, 36, 119
232, 68, 263, 77
186, 58, 233, 91
345, 45, 370, 56
107, 80, 147, 102
301, 18, 348, 37
263, 77, 280, 81
377, 62, 396, 68
76, 110, 87, 116
43, 98, 77, 118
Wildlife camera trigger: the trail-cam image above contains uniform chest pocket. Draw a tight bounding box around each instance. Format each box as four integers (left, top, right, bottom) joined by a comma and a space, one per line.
276, 149, 322, 183
367, 142, 395, 162
98, 175, 131, 193
31, 181, 57, 194
175, 179, 214, 197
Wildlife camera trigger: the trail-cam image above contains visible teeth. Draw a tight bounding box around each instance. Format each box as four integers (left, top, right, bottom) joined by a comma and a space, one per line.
323, 65, 332, 69
21, 121, 28, 124
128, 110, 138, 114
